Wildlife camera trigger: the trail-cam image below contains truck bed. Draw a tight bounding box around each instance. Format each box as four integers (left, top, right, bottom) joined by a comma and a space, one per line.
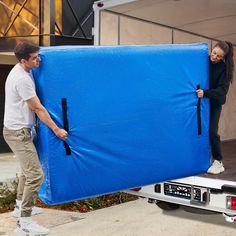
200, 140, 236, 181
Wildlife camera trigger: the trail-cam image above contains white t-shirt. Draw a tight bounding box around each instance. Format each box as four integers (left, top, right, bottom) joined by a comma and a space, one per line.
4, 63, 36, 130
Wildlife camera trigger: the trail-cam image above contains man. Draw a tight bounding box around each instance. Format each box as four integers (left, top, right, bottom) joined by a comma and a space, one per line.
3, 42, 68, 235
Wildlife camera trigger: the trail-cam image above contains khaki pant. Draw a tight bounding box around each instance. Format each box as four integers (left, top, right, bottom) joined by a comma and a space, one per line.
3, 127, 43, 217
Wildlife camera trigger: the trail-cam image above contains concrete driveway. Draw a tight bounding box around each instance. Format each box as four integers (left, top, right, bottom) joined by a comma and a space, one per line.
1, 198, 236, 236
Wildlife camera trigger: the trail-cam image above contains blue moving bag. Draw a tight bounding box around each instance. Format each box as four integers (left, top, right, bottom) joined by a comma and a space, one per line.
33, 43, 210, 205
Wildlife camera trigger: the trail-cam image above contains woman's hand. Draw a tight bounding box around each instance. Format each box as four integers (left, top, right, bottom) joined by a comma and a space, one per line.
196, 89, 204, 98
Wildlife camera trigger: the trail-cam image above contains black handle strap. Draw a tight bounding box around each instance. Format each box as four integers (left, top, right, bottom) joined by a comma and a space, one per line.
197, 85, 202, 135
61, 98, 71, 155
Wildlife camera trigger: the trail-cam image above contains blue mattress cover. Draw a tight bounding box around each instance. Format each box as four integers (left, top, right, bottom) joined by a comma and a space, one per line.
33, 43, 210, 204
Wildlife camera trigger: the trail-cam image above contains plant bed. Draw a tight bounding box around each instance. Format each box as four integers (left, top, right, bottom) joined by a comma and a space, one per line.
0, 180, 138, 214
36, 192, 138, 213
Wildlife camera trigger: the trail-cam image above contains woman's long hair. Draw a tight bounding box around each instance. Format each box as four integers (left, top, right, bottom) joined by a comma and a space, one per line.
214, 41, 234, 83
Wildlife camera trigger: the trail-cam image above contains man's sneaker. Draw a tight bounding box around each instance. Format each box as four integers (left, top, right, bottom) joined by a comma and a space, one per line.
207, 160, 225, 174
15, 218, 49, 236
12, 200, 43, 218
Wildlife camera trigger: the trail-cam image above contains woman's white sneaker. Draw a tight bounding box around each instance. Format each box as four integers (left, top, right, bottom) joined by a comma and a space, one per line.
207, 160, 225, 174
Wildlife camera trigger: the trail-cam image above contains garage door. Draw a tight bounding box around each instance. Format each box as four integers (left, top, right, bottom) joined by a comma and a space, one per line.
0, 65, 13, 153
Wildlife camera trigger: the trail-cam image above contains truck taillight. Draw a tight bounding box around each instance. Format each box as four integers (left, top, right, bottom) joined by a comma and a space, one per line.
97, 2, 104, 8
226, 196, 236, 210
131, 187, 142, 191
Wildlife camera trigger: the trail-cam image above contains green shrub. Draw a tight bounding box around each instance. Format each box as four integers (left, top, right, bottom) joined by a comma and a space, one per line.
0, 180, 18, 213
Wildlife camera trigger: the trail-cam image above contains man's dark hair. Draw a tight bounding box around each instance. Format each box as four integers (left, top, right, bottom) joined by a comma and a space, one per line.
14, 42, 39, 61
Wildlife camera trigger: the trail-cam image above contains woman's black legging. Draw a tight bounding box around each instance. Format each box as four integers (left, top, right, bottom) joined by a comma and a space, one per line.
210, 104, 222, 161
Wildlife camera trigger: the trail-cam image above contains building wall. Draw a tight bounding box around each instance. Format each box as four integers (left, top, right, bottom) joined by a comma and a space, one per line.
62, 0, 94, 38
99, 11, 236, 141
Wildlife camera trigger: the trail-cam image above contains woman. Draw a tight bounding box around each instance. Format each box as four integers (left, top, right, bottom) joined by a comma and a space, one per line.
196, 41, 234, 174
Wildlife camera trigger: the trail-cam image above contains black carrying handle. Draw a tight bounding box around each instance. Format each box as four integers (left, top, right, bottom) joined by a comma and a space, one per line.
61, 98, 71, 155
197, 85, 202, 135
